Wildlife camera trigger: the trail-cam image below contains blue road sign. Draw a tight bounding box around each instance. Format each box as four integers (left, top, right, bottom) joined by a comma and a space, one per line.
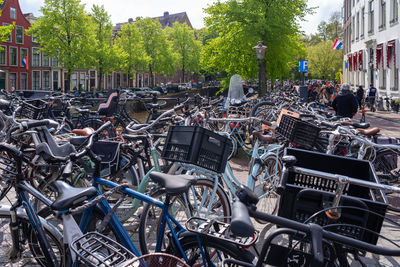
299, 60, 308, 72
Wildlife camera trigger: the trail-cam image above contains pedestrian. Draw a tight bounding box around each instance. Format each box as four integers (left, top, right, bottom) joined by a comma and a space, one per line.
356, 85, 364, 109
331, 83, 358, 118
366, 83, 378, 112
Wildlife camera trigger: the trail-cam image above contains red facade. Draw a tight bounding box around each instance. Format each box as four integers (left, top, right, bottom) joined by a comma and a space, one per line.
0, 0, 31, 90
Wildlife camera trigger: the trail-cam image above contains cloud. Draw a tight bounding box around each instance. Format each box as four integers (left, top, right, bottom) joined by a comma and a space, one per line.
300, 0, 342, 35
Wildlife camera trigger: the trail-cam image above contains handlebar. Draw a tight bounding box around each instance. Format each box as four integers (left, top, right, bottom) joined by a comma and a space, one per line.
126, 98, 190, 133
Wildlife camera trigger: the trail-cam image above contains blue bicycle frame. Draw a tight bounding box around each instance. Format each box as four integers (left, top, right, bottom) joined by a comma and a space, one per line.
78, 175, 189, 262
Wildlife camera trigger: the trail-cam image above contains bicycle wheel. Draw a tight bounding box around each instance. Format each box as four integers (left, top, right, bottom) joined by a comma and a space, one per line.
253, 154, 282, 223
139, 178, 231, 255
0, 213, 63, 266
172, 233, 255, 267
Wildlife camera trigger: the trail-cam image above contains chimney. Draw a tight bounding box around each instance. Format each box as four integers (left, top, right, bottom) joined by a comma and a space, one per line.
164, 11, 169, 18
128, 18, 133, 23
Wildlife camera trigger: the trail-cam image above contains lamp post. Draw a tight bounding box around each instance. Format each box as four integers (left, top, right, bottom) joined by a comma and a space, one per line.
253, 41, 267, 96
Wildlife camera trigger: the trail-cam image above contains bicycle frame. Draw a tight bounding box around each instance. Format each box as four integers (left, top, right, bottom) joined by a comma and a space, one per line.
78, 175, 189, 262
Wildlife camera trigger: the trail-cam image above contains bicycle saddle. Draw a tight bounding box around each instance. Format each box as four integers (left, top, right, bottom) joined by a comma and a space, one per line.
252, 131, 273, 144
51, 180, 98, 211
149, 172, 197, 196
357, 127, 380, 136
352, 122, 370, 129
72, 127, 95, 137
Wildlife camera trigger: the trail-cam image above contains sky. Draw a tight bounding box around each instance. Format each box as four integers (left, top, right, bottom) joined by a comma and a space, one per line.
19, 0, 342, 35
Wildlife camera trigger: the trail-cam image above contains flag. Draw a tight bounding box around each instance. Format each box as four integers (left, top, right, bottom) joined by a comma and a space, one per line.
22, 56, 28, 72
332, 38, 343, 50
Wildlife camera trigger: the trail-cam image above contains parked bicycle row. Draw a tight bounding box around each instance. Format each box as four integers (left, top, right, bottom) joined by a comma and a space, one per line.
0, 82, 399, 266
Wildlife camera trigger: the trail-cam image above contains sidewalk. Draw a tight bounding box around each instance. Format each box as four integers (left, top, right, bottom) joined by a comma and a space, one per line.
365, 109, 400, 124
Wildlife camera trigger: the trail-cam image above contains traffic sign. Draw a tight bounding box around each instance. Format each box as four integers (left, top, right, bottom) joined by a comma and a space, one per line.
299, 60, 308, 72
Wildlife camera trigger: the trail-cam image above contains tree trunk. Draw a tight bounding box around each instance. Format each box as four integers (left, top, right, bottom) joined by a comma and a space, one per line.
65, 72, 71, 93
99, 67, 103, 91
260, 60, 267, 95
182, 65, 185, 84
149, 65, 154, 88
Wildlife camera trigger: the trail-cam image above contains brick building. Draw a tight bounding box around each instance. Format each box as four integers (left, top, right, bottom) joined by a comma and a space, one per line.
0, 0, 32, 90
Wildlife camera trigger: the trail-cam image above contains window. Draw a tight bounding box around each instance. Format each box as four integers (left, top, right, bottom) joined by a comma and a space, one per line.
352, 16, 355, 41
10, 47, 17, 66
10, 7, 16, 20
53, 71, 59, 90
357, 12, 360, 39
394, 68, 399, 90
72, 73, 77, 89
3, 23, 11, 42
16, 26, 23, 44
79, 73, 85, 90
20, 48, 27, 67
42, 54, 50, 67
369, 0, 375, 33
32, 71, 40, 90
379, 0, 386, 28
32, 48, 40, 67
9, 73, 16, 90
52, 57, 58, 67
391, 0, 399, 23
0, 46, 6, 65
20, 73, 27, 90
42, 71, 50, 89
361, 8, 365, 37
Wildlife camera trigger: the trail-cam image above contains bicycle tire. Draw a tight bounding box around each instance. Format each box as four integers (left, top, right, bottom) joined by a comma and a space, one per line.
139, 178, 231, 255
0, 212, 63, 266
253, 154, 282, 223
172, 233, 255, 266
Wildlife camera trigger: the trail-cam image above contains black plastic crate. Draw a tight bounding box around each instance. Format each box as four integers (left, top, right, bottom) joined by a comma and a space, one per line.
162, 126, 232, 173
18, 99, 49, 119
278, 148, 388, 245
276, 115, 320, 149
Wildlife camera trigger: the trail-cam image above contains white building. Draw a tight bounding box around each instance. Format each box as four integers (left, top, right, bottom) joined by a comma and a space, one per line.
343, 0, 400, 97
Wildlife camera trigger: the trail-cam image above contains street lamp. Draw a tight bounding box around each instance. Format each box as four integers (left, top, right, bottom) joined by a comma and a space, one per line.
253, 41, 267, 95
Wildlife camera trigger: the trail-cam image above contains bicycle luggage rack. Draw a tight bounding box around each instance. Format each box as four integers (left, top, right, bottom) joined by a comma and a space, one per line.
18, 99, 49, 120
186, 217, 259, 246
70, 232, 136, 267
278, 148, 389, 245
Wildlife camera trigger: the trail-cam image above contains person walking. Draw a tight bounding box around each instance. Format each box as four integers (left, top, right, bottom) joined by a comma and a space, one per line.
356, 85, 364, 109
331, 83, 358, 118
366, 83, 378, 112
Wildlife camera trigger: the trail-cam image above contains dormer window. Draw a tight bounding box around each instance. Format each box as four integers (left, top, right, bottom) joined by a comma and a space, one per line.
10, 7, 16, 20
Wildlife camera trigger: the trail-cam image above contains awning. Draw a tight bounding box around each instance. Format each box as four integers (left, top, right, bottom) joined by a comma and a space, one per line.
358, 50, 363, 70
376, 44, 384, 69
387, 40, 396, 68
349, 55, 353, 71
353, 53, 358, 71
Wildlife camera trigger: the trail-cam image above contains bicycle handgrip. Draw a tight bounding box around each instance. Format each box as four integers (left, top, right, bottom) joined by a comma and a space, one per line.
230, 200, 255, 238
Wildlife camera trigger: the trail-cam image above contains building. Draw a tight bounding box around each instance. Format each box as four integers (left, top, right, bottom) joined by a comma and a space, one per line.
114, 11, 194, 88
0, 0, 32, 91
343, 0, 400, 97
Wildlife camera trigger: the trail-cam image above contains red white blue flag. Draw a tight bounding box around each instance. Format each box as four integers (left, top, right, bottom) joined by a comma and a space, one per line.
22, 56, 28, 72
332, 38, 343, 50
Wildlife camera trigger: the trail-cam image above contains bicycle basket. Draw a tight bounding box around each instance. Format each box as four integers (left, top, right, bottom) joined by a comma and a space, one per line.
70, 232, 136, 267
92, 141, 120, 177
122, 253, 189, 267
18, 99, 49, 120
276, 115, 320, 149
278, 148, 388, 245
162, 126, 232, 173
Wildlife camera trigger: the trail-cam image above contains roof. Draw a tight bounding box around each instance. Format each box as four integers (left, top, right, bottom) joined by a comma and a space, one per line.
113, 11, 192, 33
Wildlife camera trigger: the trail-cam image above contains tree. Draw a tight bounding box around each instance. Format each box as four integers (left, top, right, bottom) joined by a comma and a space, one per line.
307, 41, 342, 80
135, 17, 175, 87
0, 1, 14, 44
27, 0, 95, 91
169, 22, 201, 83
90, 5, 118, 91
201, 0, 311, 94
114, 22, 148, 84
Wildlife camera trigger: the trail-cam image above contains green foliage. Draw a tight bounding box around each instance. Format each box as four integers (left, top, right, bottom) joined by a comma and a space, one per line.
335, 68, 342, 82
303, 11, 343, 45
135, 17, 175, 87
90, 5, 118, 89
0, 0, 14, 45
307, 41, 342, 80
27, 0, 95, 89
169, 22, 201, 83
114, 22, 148, 79
201, 0, 311, 89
